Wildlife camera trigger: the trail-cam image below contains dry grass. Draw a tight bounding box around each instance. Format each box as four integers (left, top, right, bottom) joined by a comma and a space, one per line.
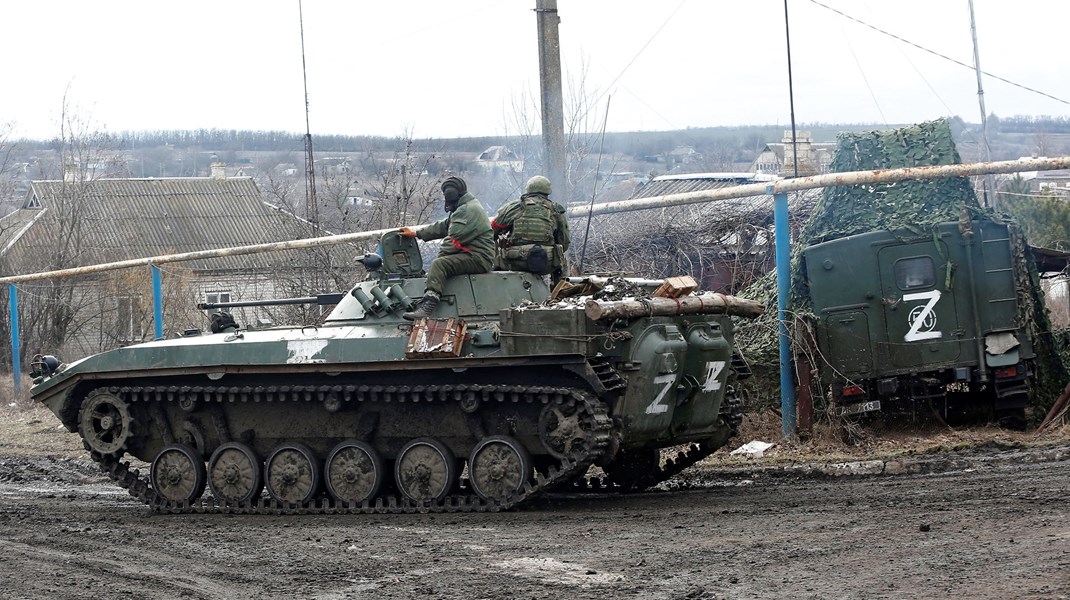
708, 408, 1070, 467
0, 375, 34, 408
0, 375, 85, 458
0, 402, 84, 459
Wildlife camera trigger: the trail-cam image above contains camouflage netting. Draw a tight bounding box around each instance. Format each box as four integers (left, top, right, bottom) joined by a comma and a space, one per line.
734, 118, 1069, 416
1010, 229, 1070, 414
798, 119, 979, 244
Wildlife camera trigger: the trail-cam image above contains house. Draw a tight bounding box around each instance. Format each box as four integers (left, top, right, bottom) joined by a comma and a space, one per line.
473, 146, 523, 173
750, 131, 836, 177
0, 173, 362, 360
1032, 169, 1070, 198
318, 156, 352, 176
997, 160, 1070, 200
582, 172, 820, 293
668, 145, 700, 167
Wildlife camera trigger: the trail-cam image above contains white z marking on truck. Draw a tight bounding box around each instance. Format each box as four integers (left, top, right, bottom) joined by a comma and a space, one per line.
701, 360, 726, 392
645, 374, 677, 414
903, 290, 942, 342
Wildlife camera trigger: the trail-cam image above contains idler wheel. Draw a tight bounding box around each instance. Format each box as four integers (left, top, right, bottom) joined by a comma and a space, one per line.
394, 437, 457, 504
467, 435, 532, 503
78, 391, 136, 457
207, 442, 263, 504
264, 442, 322, 506
150, 443, 207, 504
325, 440, 384, 506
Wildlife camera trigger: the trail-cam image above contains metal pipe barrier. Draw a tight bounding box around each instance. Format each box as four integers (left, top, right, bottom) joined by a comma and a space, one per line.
6, 156, 1070, 434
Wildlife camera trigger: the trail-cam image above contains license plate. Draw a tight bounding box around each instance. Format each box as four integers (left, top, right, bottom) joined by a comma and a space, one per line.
835, 400, 881, 416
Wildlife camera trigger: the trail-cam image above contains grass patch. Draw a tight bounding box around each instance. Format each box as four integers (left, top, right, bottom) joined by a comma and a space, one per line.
707, 409, 1070, 467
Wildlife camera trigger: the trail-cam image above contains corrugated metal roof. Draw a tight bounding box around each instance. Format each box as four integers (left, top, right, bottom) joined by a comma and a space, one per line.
1, 177, 362, 275
0, 208, 45, 256
589, 172, 820, 236
629, 173, 777, 200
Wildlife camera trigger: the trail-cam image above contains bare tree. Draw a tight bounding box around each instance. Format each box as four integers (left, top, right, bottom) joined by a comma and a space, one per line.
502, 58, 609, 203
580, 192, 817, 293
359, 130, 441, 231
0, 121, 21, 371
248, 133, 445, 324
0, 121, 18, 207
2, 92, 130, 362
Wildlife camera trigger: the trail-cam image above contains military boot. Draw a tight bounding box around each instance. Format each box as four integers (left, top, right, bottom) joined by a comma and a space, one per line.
403, 293, 439, 321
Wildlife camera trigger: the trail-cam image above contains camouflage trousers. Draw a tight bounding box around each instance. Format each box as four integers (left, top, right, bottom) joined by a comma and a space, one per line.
424, 253, 492, 296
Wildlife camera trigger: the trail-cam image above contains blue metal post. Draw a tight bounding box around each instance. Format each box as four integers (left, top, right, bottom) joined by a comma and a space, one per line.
9, 284, 21, 394
151, 263, 164, 340
773, 191, 797, 438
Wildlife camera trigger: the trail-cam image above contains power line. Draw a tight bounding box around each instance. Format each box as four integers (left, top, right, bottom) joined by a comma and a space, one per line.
807, 0, 1070, 107
838, 26, 887, 125
593, 0, 687, 108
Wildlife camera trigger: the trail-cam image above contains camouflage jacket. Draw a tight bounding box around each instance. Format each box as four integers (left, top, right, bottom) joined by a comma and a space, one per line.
417, 192, 495, 265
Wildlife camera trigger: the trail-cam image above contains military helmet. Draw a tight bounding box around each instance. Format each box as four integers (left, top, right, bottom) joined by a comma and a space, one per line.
524, 175, 552, 196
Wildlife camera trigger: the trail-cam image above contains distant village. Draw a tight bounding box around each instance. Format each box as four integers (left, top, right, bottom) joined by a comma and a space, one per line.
1, 120, 1069, 362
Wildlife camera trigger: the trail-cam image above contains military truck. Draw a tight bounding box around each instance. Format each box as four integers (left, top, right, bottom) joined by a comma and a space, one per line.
801, 219, 1035, 425
29, 232, 760, 513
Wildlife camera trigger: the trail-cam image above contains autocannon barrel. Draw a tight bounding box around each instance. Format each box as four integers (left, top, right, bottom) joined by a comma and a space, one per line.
196, 293, 344, 310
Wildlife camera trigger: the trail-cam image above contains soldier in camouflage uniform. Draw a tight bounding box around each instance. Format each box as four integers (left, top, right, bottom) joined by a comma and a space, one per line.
400, 176, 494, 320
491, 175, 570, 284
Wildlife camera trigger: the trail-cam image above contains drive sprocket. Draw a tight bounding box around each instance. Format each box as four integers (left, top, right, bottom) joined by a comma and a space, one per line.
78, 390, 137, 457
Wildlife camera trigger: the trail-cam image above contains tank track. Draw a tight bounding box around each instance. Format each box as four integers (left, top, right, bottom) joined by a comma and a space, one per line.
571, 440, 722, 495
82, 383, 611, 514
573, 385, 745, 493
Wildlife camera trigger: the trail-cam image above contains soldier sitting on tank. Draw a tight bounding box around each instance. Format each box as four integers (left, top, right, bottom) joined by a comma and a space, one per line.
399, 176, 495, 320
491, 175, 570, 284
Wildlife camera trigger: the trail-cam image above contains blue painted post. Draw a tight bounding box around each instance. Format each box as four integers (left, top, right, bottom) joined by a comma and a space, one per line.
151, 263, 164, 340
9, 284, 21, 394
773, 191, 797, 438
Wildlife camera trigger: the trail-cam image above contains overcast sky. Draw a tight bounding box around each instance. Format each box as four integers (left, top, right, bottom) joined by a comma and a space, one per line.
3, 1, 1068, 141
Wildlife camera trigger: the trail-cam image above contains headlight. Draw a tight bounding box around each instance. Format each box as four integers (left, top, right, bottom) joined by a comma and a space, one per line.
30, 354, 62, 378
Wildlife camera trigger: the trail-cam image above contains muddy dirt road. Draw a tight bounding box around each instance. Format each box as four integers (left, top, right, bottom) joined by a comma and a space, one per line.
0, 446, 1067, 600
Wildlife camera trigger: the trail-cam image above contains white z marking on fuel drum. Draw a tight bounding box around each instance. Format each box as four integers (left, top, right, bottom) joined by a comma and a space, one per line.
645, 374, 677, 414
701, 360, 726, 392
903, 290, 942, 342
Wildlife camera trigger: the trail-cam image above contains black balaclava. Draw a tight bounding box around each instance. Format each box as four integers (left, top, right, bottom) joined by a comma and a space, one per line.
441, 176, 467, 212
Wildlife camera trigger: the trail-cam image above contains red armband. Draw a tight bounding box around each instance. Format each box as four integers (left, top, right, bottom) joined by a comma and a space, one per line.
450, 237, 472, 253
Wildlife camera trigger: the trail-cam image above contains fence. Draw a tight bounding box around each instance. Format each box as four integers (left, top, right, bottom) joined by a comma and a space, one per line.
5, 156, 1070, 436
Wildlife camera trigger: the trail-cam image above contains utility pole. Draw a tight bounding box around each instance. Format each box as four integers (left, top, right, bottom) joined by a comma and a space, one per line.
968, 0, 995, 208
299, 0, 318, 227
535, 0, 567, 204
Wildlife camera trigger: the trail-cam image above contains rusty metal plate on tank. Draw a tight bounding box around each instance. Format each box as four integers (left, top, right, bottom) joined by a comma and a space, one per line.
405, 318, 467, 359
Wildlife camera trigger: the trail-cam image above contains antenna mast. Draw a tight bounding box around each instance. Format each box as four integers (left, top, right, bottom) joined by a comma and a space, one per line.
299, 0, 318, 227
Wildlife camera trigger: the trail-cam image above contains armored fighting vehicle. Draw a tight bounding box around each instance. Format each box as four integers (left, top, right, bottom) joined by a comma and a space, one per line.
30, 232, 759, 513
802, 219, 1036, 425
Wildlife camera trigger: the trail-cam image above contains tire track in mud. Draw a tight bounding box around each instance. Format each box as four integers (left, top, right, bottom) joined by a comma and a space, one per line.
0, 538, 238, 599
